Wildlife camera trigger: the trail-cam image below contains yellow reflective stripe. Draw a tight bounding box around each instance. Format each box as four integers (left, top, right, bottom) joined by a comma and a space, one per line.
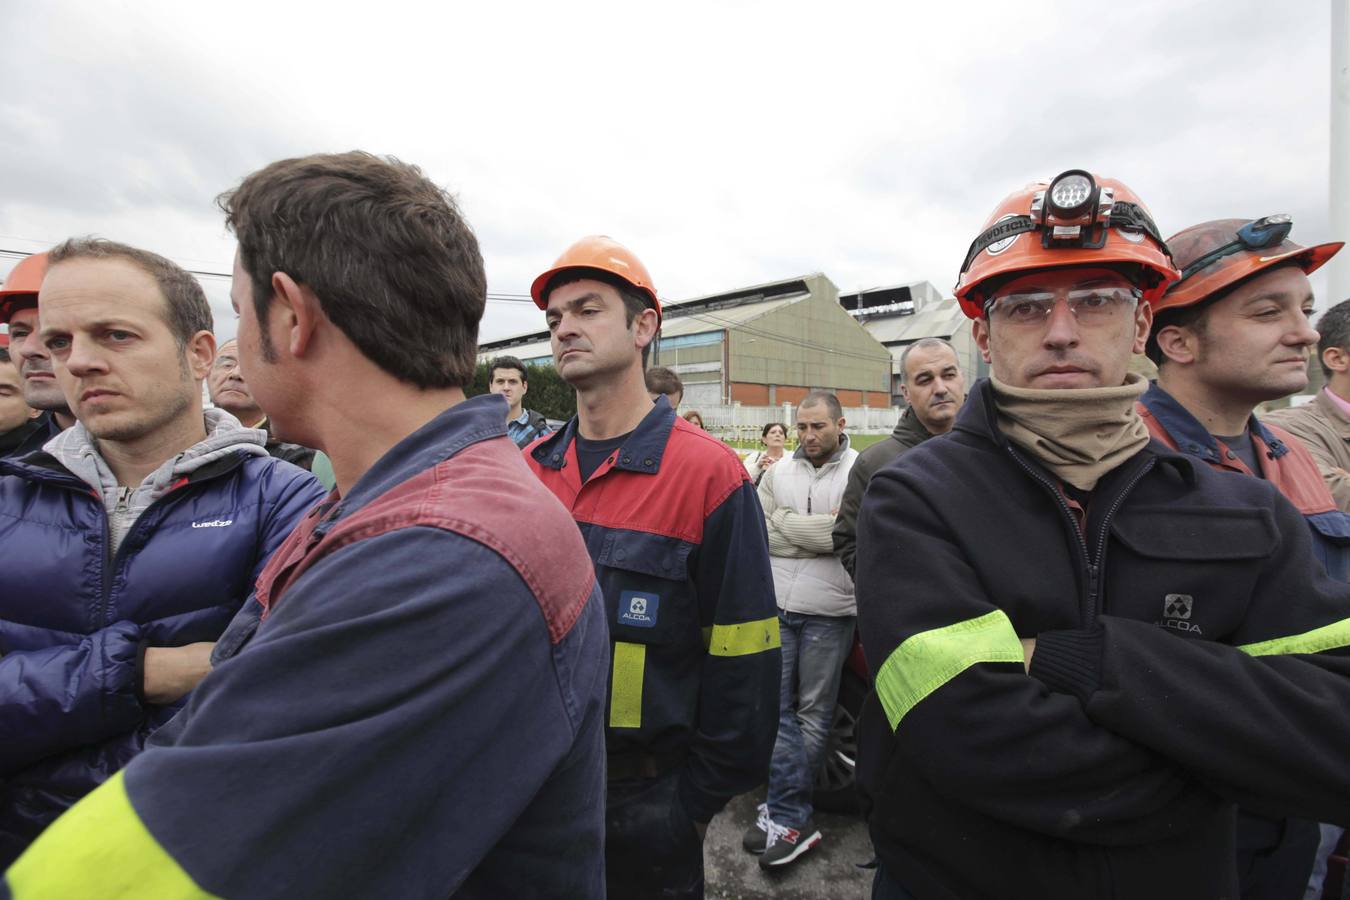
610, 641, 646, 728
7, 770, 217, 899
707, 617, 781, 657
1238, 616, 1350, 657
874, 610, 1023, 731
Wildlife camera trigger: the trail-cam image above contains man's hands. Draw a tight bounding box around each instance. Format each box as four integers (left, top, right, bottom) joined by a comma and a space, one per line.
1021, 637, 1036, 673
143, 642, 215, 705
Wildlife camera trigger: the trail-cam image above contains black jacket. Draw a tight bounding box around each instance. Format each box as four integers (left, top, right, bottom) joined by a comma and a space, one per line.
855, 379, 1350, 900
833, 407, 934, 579
257, 418, 316, 470
1, 411, 62, 459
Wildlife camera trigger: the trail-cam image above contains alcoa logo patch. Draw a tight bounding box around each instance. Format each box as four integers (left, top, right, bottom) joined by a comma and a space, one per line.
618, 591, 659, 628
192, 519, 234, 529
1157, 593, 1203, 635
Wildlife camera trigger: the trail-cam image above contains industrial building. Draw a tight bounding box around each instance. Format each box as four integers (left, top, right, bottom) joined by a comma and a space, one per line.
840, 280, 989, 406
479, 273, 892, 411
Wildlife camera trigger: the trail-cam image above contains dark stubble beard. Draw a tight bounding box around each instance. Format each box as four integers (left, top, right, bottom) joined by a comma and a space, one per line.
87, 356, 196, 444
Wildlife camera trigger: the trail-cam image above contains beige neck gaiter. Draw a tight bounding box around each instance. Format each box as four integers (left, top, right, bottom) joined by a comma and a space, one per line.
991, 373, 1150, 491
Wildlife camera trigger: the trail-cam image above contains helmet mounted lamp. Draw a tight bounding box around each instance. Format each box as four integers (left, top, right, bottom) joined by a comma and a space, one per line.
1029, 169, 1114, 249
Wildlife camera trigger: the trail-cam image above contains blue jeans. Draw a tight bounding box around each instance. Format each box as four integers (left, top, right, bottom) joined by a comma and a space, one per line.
766, 609, 856, 828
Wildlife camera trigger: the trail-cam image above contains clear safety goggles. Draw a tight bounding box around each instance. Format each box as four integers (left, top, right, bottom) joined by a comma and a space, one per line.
984, 285, 1141, 327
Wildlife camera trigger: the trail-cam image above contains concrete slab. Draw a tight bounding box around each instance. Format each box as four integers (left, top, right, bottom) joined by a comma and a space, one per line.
704, 789, 874, 900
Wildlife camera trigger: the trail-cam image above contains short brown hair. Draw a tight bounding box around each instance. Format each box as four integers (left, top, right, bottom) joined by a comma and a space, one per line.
645, 366, 682, 397
218, 151, 486, 389
47, 237, 213, 349
489, 356, 528, 383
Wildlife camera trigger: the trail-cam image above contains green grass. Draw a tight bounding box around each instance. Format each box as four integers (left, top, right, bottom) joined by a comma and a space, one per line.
722, 433, 889, 452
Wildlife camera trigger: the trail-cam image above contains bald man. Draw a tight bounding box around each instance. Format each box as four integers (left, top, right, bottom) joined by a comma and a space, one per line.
207, 338, 315, 469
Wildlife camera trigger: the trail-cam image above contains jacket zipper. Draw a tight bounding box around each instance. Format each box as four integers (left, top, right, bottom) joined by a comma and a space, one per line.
1005, 446, 1154, 627
1085, 459, 1155, 623
46, 460, 242, 627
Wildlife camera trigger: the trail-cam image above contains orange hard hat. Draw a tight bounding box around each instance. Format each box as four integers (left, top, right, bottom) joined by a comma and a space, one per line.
0, 252, 50, 324
530, 235, 661, 323
954, 170, 1179, 319
1155, 215, 1343, 314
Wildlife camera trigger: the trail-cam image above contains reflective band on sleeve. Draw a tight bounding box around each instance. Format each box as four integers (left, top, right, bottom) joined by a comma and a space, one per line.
610, 641, 647, 728
707, 617, 781, 657
6, 770, 217, 899
1238, 616, 1350, 657
874, 610, 1024, 731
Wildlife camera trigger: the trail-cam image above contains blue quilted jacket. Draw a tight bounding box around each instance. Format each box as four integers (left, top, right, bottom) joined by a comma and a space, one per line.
0, 446, 324, 864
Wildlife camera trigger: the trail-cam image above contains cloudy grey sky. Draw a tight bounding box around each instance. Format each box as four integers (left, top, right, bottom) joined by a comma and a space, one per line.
0, 1, 1337, 343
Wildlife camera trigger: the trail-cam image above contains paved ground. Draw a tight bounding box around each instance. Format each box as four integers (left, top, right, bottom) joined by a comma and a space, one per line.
704, 789, 874, 899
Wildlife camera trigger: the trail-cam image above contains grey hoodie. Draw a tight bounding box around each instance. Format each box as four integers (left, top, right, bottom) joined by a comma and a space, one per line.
46, 408, 268, 553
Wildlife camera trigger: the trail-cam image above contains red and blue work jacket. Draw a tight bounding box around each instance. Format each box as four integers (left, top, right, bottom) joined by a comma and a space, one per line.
526, 396, 781, 823
1139, 382, 1350, 580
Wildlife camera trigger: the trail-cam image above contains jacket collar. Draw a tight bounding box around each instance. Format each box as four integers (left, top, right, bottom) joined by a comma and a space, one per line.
321, 393, 509, 531
532, 394, 675, 475
0, 445, 250, 490
1315, 388, 1350, 438
894, 407, 935, 444
1139, 381, 1287, 464
791, 432, 852, 464
953, 378, 1012, 449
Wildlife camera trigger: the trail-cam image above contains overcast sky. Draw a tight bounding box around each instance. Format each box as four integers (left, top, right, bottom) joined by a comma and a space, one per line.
0, 1, 1337, 344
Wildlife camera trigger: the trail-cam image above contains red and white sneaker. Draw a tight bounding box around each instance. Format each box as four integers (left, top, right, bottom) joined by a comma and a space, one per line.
758, 819, 822, 869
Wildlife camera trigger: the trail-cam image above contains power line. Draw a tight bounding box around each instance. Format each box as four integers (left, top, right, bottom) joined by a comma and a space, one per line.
0, 247, 539, 303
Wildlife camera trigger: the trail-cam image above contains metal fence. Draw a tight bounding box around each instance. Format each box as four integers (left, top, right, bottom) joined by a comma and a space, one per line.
690, 403, 899, 443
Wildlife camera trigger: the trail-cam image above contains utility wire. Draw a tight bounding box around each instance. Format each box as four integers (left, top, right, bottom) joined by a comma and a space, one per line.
0, 247, 539, 303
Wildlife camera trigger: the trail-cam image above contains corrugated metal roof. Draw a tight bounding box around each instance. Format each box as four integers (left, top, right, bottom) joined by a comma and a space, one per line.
660, 293, 807, 336
480, 336, 551, 363
857, 297, 967, 344
477, 292, 809, 363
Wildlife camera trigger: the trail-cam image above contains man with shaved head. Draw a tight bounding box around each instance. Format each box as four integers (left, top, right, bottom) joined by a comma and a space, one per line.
833, 337, 966, 579
208, 336, 315, 468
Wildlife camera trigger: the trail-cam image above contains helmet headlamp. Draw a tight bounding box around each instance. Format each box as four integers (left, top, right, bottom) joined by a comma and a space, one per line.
1176, 214, 1297, 282
1030, 169, 1115, 248
1048, 173, 1094, 217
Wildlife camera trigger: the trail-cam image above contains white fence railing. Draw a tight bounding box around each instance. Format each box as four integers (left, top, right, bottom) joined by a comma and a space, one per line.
690, 403, 899, 443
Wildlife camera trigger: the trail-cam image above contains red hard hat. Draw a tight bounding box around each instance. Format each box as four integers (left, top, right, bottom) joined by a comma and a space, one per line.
0, 252, 50, 324
1156, 216, 1343, 314
530, 236, 661, 324
954, 170, 1179, 319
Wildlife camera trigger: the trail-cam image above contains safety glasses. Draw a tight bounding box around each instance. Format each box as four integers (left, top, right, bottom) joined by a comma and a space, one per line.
984, 286, 1141, 327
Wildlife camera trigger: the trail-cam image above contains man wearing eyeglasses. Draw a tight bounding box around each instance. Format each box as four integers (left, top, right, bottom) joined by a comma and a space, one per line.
853, 171, 1350, 900
1139, 216, 1346, 899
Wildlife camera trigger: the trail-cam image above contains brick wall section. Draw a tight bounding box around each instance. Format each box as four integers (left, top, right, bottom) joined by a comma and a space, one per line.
730, 382, 770, 405
836, 389, 863, 407
866, 391, 891, 406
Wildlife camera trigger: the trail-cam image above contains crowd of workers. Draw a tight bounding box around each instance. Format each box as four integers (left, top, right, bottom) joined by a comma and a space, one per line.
0, 152, 1348, 900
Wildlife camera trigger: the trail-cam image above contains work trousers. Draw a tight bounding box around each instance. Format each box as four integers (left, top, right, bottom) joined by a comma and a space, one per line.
606, 770, 704, 899
871, 863, 919, 900
766, 609, 855, 828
